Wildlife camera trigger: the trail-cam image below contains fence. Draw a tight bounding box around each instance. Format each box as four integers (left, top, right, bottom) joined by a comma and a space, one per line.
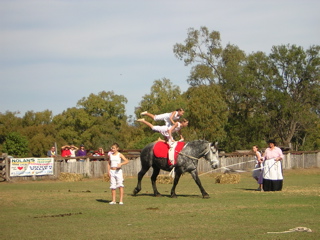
1, 150, 319, 182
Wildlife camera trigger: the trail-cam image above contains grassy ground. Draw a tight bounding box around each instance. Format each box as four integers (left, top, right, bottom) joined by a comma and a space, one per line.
1, 168, 319, 240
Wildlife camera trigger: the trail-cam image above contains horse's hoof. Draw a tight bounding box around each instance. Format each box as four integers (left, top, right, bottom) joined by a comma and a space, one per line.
154, 194, 162, 197
133, 189, 140, 196
170, 195, 178, 198
202, 195, 210, 199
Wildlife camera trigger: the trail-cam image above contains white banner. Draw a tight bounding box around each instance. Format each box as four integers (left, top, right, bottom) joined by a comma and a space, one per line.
10, 158, 54, 176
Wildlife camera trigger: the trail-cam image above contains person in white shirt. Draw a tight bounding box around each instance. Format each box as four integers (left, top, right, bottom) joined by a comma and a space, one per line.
107, 143, 129, 205
137, 118, 188, 143
140, 108, 185, 127
252, 145, 263, 191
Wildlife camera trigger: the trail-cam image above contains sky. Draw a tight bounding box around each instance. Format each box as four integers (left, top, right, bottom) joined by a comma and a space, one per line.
1, 0, 319, 118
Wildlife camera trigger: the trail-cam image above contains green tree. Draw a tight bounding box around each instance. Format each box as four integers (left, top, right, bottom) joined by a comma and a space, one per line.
135, 78, 185, 142
219, 48, 271, 150
174, 26, 320, 150
174, 27, 270, 150
173, 26, 223, 85
2, 132, 29, 157
20, 110, 56, 156
53, 91, 130, 151
0, 111, 23, 144
77, 91, 129, 148
77, 90, 127, 124
22, 110, 53, 127
136, 78, 186, 116
183, 84, 228, 142
265, 44, 320, 147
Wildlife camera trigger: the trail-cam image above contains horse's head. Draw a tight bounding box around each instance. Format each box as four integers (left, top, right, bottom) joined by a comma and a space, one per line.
203, 141, 219, 169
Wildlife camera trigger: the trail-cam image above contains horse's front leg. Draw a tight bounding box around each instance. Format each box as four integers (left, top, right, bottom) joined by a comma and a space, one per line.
133, 167, 149, 196
190, 170, 210, 198
170, 172, 182, 198
151, 167, 161, 197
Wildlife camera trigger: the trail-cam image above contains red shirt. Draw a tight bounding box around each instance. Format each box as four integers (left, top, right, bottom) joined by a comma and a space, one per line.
61, 149, 71, 157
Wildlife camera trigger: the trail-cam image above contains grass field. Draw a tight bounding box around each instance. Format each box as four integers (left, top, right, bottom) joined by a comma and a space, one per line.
1, 168, 319, 240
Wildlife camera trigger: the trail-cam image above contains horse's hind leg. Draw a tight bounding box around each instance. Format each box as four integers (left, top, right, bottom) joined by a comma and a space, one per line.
133, 167, 149, 196
190, 170, 210, 198
151, 167, 161, 197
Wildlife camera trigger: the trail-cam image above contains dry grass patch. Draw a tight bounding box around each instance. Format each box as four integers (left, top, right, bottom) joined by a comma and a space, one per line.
59, 172, 83, 182
214, 173, 241, 184
156, 174, 173, 184
282, 187, 320, 196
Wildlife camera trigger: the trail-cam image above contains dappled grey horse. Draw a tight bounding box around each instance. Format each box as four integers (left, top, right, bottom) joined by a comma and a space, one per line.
133, 140, 219, 198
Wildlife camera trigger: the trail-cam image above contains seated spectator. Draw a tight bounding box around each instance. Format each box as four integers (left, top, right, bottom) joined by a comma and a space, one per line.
47, 146, 56, 157
76, 144, 87, 162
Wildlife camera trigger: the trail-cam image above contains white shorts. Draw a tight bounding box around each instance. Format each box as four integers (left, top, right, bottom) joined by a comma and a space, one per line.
154, 113, 172, 127
110, 169, 124, 189
152, 125, 170, 139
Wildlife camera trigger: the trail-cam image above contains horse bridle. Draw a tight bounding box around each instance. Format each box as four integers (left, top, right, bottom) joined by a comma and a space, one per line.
177, 143, 212, 161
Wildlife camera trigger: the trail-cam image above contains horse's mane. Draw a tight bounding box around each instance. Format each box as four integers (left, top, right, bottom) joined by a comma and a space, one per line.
186, 139, 210, 146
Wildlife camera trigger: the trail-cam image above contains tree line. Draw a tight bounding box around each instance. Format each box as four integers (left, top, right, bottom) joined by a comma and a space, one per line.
1, 26, 319, 157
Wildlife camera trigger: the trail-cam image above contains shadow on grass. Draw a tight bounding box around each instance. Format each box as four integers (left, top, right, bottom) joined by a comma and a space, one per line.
236, 188, 262, 191
130, 193, 203, 198
96, 199, 112, 203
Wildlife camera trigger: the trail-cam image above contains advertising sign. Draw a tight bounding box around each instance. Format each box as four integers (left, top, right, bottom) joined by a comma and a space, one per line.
10, 158, 54, 176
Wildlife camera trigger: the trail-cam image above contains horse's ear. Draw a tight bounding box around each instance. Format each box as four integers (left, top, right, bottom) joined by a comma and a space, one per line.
211, 141, 218, 148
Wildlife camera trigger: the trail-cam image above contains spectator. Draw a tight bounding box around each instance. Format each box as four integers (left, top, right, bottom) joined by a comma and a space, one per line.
61, 145, 71, 162
76, 144, 87, 162
47, 146, 56, 157
97, 147, 105, 160
69, 145, 78, 157
92, 147, 105, 161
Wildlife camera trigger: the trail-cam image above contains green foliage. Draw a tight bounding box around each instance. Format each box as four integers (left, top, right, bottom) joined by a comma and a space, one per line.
0, 111, 23, 143
265, 44, 320, 147
77, 90, 127, 122
2, 132, 29, 157
173, 26, 223, 85
174, 26, 320, 151
135, 78, 186, 142
136, 78, 185, 116
132, 134, 161, 149
183, 84, 228, 142
22, 110, 53, 127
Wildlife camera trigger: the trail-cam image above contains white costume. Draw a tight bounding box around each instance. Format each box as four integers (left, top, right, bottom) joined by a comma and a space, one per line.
154, 111, 180, 127
152, 122, 182, 141
109, 153, 124, 189
263, 146, 284, 191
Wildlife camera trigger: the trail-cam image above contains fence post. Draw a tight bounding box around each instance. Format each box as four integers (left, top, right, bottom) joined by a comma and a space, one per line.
286, 152, 291, 169
220, 155, 226, 173
85, 157, 91, 177
317, 152, 320, 168
5, 155, 10, 181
